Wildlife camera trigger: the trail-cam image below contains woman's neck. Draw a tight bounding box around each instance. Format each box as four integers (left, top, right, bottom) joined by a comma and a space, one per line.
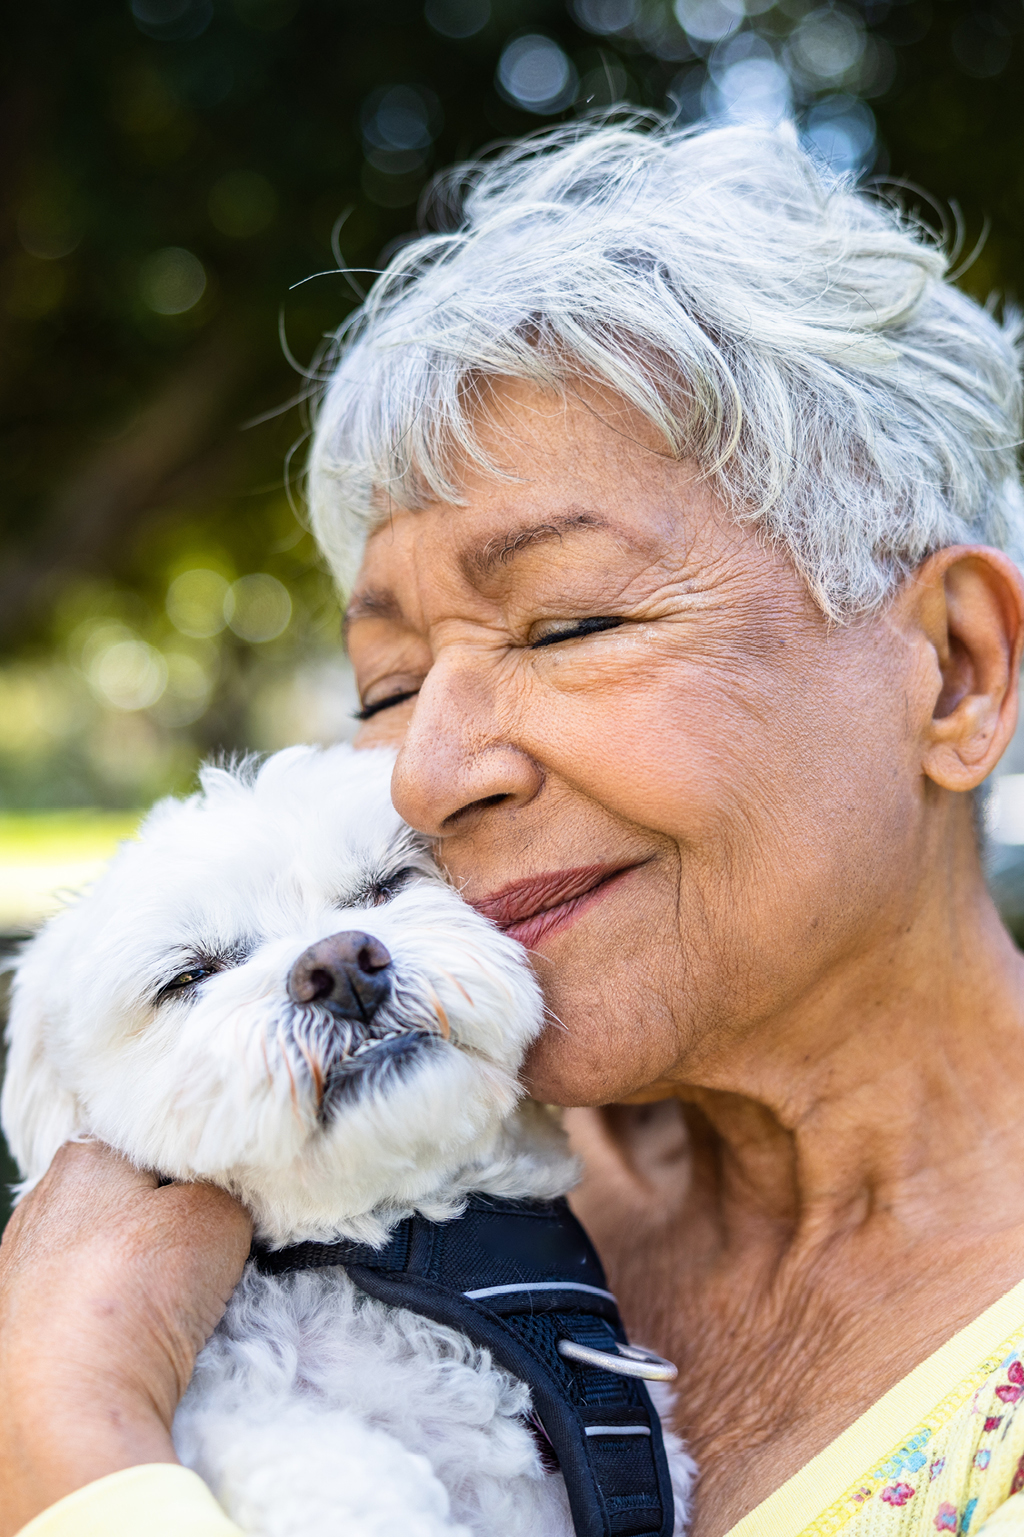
553, 789, 1024, 1537
666, 854, 1024, 1257
569, 840, 1024, 1537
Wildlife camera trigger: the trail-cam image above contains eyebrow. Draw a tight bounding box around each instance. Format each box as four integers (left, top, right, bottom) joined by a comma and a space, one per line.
343, 510, 620, 635
343, 588, 402, 638
461, 510, 610, 582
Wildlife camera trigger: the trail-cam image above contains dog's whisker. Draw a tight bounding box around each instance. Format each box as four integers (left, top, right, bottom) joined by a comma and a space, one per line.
423, 985, 451, 1040
541, 1004, 569, 1036
295, 1035, 325, 1109
276, 1027, 300, 1116
439, 970, 473, 1009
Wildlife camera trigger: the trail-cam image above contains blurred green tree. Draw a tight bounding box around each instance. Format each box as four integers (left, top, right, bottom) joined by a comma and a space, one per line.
0, 0, 1021, 813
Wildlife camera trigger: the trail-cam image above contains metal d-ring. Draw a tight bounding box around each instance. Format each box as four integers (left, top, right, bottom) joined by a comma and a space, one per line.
557, 1339, 678, 1382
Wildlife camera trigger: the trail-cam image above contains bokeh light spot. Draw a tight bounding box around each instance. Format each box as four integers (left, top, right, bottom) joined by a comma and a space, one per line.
166, 569, 230, 637
788, 6, 865, 86
951, 15, 1012, 79
224, 574, 292, 643
803, 94, 877, 174
153, 653, 215, 726
673, 0, 744, 46
88, 639, 168, 712
496, 36, 578, 113
361, 86, 441, 154
424, 0, 490, 39
139, 248, 207, 315
16, 191, 84, 261
572, 0, 640, 35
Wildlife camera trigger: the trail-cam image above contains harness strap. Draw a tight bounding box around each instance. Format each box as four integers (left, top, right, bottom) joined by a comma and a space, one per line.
253, 1195, 675, 1537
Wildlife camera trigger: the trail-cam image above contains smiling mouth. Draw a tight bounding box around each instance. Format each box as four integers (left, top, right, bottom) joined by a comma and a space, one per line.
471, 863, 640, 951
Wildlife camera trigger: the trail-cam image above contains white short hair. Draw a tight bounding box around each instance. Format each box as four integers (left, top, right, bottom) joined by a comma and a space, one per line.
308, 119, 1024, 618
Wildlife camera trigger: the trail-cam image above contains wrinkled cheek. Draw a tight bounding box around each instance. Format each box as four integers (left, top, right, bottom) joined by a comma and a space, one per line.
520, 930, 687, 1107
520, 1001, 679, 1107
520, 654, 776, 847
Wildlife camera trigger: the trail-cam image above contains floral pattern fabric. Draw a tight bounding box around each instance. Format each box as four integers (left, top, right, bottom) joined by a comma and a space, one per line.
795, 1340, 1024, 1537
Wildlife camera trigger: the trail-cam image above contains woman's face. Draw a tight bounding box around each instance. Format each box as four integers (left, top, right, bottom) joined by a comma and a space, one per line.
346, 381, 927, 1106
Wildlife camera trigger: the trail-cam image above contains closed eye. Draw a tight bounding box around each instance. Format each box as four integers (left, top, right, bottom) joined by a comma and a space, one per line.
354, 689, 419, 722
349, 867, 418, 907
529, 617, 624, 649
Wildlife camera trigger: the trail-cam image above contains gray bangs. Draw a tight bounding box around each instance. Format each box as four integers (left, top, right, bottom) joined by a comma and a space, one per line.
308, 118, 1024, 620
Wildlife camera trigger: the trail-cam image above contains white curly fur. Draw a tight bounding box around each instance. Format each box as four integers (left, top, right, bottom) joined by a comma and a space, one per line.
2, 743, 695, 1536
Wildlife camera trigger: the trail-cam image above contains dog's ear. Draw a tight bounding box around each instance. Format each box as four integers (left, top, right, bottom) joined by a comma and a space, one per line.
1, 941, 83, 1194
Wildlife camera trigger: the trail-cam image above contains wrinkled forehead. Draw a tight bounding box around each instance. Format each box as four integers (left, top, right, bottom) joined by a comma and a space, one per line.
347, 440, 699, 640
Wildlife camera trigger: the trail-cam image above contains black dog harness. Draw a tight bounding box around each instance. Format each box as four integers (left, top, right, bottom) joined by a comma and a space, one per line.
253, 1195, 676, 1537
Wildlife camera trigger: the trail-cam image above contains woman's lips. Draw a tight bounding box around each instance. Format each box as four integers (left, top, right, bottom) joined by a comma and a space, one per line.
472, 863, 638, 951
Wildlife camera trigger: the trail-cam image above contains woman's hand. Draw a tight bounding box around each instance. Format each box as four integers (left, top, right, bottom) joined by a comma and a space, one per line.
0, 1140, 251, 1537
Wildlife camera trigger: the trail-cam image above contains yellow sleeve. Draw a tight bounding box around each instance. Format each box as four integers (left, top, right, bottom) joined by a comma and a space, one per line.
976, 1493, 1024, 1536
15, 1463, 244, 1537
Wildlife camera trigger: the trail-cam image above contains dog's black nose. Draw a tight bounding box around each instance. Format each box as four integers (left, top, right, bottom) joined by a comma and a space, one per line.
287, 931, 392, 1021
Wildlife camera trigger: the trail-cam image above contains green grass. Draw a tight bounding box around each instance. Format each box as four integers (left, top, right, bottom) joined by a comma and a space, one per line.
0, 809, 141, 861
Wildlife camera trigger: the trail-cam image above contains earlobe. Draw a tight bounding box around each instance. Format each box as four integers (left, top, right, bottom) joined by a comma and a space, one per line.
914, 546, 1024, 793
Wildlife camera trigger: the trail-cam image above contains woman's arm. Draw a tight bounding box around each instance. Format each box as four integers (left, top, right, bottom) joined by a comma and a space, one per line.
0, 1140, 251, 1537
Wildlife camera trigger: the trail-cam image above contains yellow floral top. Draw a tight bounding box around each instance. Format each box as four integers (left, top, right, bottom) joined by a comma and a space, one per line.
731, 1276, 1024, 1537
18, 1278, 1024, 1537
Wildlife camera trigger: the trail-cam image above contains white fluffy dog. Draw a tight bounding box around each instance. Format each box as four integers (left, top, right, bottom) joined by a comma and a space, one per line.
2, 744, 693, 1537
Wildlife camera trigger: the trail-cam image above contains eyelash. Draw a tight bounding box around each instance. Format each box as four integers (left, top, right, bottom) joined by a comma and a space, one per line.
350, 867, 417, 906
355, 618, 623, 717
155, 965, 216, 1004
530, 617, 624, 649
354, 689, 419, 722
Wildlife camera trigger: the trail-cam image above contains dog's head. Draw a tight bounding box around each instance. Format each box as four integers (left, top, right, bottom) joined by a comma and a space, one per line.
2, 745, 558, 1243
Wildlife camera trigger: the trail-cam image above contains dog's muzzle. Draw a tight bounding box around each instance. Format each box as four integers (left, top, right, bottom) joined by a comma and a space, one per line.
287, 931, 392, 1022
286, 930, 438, 1116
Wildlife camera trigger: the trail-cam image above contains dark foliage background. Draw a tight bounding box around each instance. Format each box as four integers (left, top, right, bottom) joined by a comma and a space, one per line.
1, 0, 1023, 1214
2, 0, 1023, 808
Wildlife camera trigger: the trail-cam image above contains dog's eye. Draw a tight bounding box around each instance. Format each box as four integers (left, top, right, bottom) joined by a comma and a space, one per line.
353, 868, 418, 907
156, 966, 214, 1003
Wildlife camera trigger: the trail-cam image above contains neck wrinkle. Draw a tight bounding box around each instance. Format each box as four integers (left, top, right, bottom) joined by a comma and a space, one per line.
663, 873, 1024, 1261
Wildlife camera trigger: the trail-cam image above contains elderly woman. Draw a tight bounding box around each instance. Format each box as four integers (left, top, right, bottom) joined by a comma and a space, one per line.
4, 120, 1024, 1537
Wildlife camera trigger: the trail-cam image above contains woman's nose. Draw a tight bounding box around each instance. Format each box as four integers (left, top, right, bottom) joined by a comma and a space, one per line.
390, 656, 543, 837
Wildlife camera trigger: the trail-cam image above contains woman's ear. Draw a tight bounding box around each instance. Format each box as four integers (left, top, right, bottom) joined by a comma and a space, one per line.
907, 546, 1024, 792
